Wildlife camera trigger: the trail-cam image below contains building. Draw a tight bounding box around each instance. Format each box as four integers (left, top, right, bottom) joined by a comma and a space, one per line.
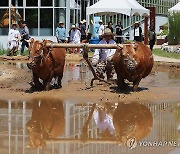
0, 0, 179, 49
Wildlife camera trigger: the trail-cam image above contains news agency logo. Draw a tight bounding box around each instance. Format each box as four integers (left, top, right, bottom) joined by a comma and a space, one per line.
125, 137, 180, 150
126, 137, 138, 150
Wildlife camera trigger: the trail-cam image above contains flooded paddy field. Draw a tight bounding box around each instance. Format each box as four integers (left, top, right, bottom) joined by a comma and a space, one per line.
0, 60, 180, 154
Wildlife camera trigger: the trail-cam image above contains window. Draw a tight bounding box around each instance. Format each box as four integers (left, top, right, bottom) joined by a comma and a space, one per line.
55, 0, 66, 7
12, 0, 23, 6
25, 9, 38, 36
26, 0, 38, 6
40, 9, 53, 35
0, 1, 8, 6
41, 0, 52, 6
0, 9, 9, 35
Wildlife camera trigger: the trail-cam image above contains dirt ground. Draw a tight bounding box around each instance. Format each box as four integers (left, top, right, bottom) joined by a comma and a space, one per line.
0, 56, 179, 104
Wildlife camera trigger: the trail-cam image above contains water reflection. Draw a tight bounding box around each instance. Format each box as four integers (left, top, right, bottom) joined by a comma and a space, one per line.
0, 99, 179, 154
26, 98, 65, 148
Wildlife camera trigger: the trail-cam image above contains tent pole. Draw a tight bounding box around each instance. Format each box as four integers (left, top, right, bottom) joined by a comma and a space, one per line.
129, 8, 132, 40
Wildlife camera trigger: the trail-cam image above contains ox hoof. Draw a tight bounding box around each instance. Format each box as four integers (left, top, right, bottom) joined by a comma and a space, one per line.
133, 85, 138, 92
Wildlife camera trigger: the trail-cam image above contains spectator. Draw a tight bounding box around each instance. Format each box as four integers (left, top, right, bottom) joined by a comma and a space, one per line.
7, 23, 21, 56
70, 25, 81, 53
97, 20, 105, 41
92, 28, 116, 80
115, 20, 123, 43
56, 21, 67, 43
148, 26, 156, 51
134, 21, 142, 42
20, 21, 30, 55
107, 21, 113, 33
80, 20, 87, 42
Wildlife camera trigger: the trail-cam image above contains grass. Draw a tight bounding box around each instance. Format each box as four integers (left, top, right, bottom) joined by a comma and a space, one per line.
153, 48, 180, 59
0, 49, 29, 56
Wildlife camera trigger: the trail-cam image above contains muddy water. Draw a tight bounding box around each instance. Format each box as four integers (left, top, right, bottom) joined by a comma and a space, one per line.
0, 98, 180, 154
0, 61, 180, 89
0, 61, 93, 85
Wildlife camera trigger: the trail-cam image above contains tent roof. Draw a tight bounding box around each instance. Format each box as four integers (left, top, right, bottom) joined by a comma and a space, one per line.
86, 0, 149, 16
168, 1, 180, 13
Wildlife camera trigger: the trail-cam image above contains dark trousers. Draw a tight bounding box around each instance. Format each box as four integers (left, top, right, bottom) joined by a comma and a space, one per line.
149, 40, 155, 51
134, 36, 142, 42
21, 40, 29, 55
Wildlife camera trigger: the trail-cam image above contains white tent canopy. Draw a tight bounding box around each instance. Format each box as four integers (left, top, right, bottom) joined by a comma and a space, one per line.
86, 0, 149, 16
168, 1, 180, 13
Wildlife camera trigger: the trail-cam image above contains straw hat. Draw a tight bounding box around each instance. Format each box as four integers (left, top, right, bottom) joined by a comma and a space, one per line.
59, 21, 64, 24
71, 25, 76, 28
102, 28, 115, 37
134, 21, 140, 25
99, 20, 103, 23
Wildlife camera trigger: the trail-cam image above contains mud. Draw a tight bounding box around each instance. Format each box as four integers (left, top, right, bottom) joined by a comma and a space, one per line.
0, 59, 179, 104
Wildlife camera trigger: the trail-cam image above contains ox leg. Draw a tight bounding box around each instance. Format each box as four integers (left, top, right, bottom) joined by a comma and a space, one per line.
44, 73, 54, 91
133, 78, 141, 91
57, 73, 63, 89
32, 73, 43, 90
117, 75, 128, 90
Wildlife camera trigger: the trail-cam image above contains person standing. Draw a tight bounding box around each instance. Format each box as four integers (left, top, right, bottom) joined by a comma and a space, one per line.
134, 21, 142, 42
115, 21, 123, 43
70, 25, 81, 53
80, 20, 87, 42
21, 21, 30, 55
148, 26, 156, 51
97, 20, 105, 41
107, 21, 114, 33
56, 21, 67, 43
92, 28, 116, 80
7, 23, 21, 56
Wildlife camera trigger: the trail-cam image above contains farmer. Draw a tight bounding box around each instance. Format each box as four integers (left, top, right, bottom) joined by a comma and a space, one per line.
7, 23, 21, 56
92, 28, 116, 80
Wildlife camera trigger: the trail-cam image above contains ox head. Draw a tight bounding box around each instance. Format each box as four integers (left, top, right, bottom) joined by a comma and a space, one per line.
120, 43, 138, 73
26, 120, 47, 148
27, 39, 44, 69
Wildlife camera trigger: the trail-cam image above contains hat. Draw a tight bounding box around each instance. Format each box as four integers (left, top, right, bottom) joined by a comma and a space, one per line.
12, 22, 17, 26
99, 20, 103, 23
80, 21, 83, 24
71, 25, 76, 28
102, 28, 115, 37
83, 19, 86, 23
59, 21, 64, 24
135, 21, 140, 25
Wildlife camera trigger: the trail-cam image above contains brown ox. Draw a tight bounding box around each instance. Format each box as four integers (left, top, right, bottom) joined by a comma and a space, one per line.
27, 39, 65, 90
113, 42, 154, 91
26, 97, 65, 148
113, 102, 153, 143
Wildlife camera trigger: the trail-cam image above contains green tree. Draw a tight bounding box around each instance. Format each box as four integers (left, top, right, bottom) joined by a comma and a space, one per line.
168, 12, 180, 45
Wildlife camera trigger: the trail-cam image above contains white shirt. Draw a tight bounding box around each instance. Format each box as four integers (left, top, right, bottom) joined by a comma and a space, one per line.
70, 29, 81, 44
98, 24, 105, 36
8, 29, 21, 42
93, 109, 115, 134
93, 38, 116, 61
135, 27, 140, 36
